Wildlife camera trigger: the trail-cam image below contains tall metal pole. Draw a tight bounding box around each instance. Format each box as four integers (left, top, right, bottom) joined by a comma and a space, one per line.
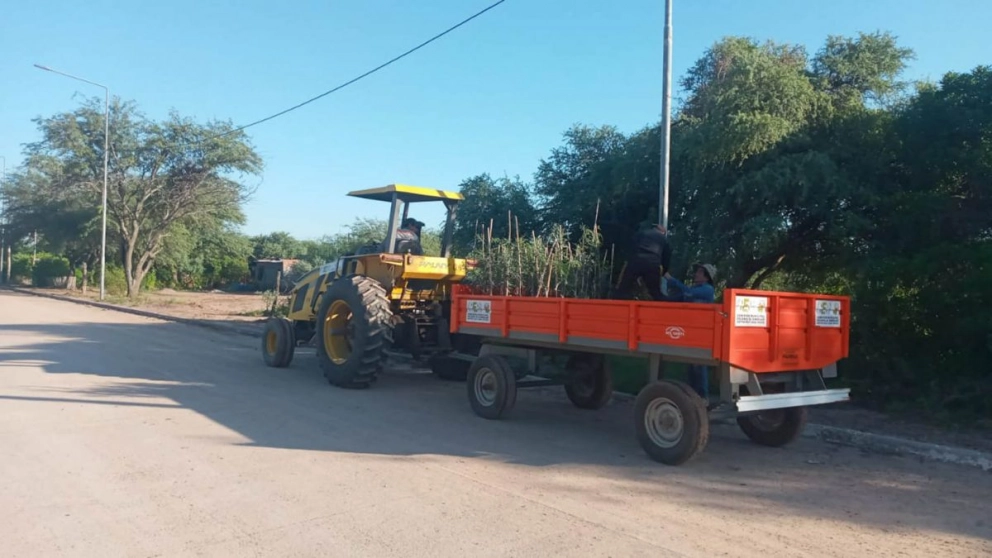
34, 64, 109, 300
0, 155, 5, 284
659, 0, 673, 230
101, 88, 109, 301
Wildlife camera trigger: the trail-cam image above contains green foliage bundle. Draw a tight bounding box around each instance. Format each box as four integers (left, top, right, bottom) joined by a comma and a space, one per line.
466, 213, 614, 299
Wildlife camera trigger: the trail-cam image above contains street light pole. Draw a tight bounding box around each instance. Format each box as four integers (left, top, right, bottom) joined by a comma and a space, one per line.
659, 0, 673, 230
34, 64, 109, 300
0, 155, 6, 284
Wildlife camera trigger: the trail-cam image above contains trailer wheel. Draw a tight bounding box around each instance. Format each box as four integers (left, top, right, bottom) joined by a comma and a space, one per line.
563, 354, 613, 410
467, 354, 517, 419
634, 381, 709, 465
737, 406, 808, 447
261, 317, 295, 368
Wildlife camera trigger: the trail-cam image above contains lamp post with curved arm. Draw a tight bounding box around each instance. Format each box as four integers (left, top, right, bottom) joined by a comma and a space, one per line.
34, 63, 109, 300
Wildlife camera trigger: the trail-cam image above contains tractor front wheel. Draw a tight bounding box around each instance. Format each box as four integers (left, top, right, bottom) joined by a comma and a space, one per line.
315, 275, 392, 388
261, 317, 295, 368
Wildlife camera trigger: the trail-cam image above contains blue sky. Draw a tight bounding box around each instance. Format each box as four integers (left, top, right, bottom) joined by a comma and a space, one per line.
1, 0, 988, 239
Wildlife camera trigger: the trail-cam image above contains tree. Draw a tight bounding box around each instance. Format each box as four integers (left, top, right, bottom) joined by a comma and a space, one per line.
325, 217, 442, 257
157, 217, 252, 289
2, 166, 106, 272
251, 231, 304, 260
21, 97, 262, 297
534, 126, 628, 237
453, 174, 538, 251
672, 34, 915, 287
811, 31, 916, 109
332, 217, 389, 254
844, 66, 992, 417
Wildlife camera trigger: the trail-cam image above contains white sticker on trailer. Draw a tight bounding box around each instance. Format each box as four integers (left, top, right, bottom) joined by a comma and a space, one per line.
465, 300, 492, 324
815, 299, 842, 328
735, 296, 768, 327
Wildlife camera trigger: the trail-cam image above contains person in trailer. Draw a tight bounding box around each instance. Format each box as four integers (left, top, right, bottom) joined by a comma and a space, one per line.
614, 223, 673, 301
664, 263, 717, 402
664, 262, 716, 304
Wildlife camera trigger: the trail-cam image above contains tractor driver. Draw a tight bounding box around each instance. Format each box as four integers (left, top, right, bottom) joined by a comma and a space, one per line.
391, 217, 425, 255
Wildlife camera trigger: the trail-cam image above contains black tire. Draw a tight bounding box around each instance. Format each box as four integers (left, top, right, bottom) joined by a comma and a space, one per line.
634, 381, 709, 465
737, 406, 808, 447
563, 354, 613, 410
315, 275, 392, 388
261, 317, 295, 368
430, 355, 470, 381
466, 354, 517, 419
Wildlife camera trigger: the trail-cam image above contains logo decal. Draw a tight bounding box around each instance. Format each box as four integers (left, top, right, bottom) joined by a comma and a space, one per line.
665, 326, 686, 340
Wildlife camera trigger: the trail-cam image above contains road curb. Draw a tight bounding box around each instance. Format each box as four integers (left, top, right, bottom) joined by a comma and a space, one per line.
802, 423, 992, 472
4, 287, 262, 338
610, 390, 990, 471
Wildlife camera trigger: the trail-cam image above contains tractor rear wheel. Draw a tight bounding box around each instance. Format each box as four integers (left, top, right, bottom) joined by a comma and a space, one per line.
315, 275, 392, 389
261, 317, 295, 368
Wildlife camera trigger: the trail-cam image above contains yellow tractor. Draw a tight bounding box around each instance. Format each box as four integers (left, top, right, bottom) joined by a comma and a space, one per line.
260, 184, 477, 387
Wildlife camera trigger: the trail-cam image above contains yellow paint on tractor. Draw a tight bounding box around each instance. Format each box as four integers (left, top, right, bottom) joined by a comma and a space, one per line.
400, 255, 468, 280
265, 330, 278, 355
324, 299, 352, 364
348, 183, 464, 203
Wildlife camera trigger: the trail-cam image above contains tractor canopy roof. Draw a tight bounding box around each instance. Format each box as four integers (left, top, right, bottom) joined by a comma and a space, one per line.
347, 183, 464, 203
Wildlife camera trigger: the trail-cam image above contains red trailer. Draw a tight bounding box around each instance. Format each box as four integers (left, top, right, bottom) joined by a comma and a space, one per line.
449, 286, 851, 465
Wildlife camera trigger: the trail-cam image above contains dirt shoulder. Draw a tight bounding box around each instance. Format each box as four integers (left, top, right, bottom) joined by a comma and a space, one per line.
28, 287, 271, 324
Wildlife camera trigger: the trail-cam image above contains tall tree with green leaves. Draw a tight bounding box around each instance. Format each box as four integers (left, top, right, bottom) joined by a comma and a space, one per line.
2, 166, 106, 272
453, 174, 537, 251
21, 97, 262, 297
673, 33, 915, 287
847, 66, 992, 417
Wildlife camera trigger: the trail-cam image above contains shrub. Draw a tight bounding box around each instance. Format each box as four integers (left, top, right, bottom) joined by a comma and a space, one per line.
32, 255, 71, 286
74, 266, 95, 288
104, 266, 128, 296
142, 271, 157, 291
9, 253, 35, 283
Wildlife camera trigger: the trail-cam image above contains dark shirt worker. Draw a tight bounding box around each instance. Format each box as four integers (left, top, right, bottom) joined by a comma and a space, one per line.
615, 224, 673, 300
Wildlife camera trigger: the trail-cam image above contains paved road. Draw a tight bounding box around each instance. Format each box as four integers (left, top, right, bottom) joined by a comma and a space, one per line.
1, 290, 990, 557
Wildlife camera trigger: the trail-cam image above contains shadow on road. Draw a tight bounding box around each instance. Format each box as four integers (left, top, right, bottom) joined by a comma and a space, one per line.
1, 317, 991, 542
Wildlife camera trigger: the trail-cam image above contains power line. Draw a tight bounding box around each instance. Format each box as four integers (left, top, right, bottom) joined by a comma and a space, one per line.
210, 0, 509, 140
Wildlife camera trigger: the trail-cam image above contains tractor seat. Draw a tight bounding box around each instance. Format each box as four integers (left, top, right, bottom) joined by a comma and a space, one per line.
394, 237, 423, 256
